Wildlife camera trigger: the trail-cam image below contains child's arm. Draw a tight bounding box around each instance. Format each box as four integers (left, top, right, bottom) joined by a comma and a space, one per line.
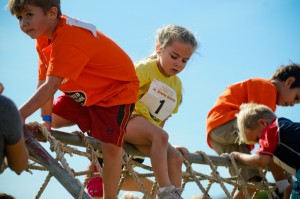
19, 76, 63, 122
174, 145, 190, 158
230, 151, 271, 168
37, 80, 53, 116
37, 80, 54, 131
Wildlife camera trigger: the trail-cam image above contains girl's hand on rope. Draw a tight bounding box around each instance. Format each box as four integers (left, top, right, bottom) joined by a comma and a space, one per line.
174, 146, 190, 159
228, 151, 242, 162
23, 124, 34, 140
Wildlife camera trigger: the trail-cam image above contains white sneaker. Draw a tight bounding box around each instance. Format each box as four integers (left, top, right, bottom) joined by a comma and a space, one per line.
157, 186, 183, 199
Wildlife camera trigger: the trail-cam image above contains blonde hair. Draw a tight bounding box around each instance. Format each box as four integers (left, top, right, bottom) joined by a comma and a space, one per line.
149, 24, 198, 59
236, 103, 276, 144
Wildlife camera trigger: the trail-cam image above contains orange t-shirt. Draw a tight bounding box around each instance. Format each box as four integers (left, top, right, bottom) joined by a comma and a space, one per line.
36, 15, 139, 107
206, 78, 277, 148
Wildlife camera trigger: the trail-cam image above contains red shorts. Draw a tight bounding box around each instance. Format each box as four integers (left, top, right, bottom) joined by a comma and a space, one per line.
52, 94, 134, 147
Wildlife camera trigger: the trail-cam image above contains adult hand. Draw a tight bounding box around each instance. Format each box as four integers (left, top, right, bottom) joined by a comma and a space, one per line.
25, 123, 48, 142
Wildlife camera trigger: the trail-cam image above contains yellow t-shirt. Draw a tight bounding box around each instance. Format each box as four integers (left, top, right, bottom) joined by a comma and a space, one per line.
133, 59, 182, 126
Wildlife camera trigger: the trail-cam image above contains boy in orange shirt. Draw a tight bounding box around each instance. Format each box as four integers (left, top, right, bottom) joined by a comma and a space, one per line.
7, 0, 139, 198
206, 63, 300, 198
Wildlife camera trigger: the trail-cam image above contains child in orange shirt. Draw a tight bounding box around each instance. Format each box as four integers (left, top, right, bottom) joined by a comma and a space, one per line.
7, 1, 139, 198
206, 63, 300, 198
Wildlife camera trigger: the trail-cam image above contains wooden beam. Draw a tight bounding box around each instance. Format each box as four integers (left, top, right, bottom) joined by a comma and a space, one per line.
24, 126, 91, 199
50, 129, 251, 169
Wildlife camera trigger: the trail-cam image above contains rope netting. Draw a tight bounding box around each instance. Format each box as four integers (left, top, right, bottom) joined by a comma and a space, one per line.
1, 122, 282, 199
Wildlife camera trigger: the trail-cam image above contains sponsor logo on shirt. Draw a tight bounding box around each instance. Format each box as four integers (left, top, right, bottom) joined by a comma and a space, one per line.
65, 91, 86, 105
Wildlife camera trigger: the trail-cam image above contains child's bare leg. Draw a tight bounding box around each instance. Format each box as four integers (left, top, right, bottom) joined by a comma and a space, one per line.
122, 176, 156, 199
52, 113, 75, 128
167, 144, 184, 187
101, 142, 122, 199
148, 132, 170, 187
269, 160, 290, 193
125, 116, 172, 187
136, 133, 171, 187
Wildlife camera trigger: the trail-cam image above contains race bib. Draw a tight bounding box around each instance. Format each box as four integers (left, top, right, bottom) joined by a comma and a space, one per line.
140, 79, 177, 121
66, 16, 97, 37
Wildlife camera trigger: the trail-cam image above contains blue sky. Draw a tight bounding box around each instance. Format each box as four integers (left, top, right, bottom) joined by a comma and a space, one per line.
1, 0, 300, 198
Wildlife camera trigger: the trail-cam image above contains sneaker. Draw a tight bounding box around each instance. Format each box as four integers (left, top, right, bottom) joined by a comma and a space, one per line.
157, 186, 183, 199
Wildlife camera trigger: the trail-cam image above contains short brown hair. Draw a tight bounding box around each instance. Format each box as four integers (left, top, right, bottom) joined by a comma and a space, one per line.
7, 0, 62, 17
271, 63, 300, 89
